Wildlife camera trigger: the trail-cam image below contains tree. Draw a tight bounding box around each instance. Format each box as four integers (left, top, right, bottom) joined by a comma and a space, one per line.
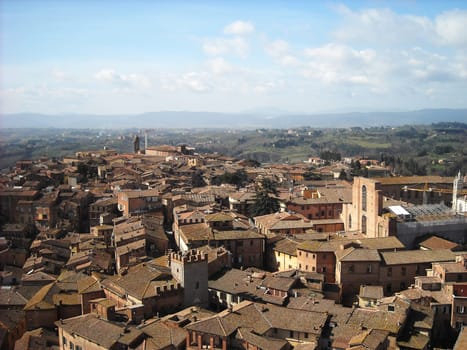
250, 178, 279, 217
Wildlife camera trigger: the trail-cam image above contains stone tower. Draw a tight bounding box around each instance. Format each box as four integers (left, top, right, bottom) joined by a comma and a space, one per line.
452, 171, 464, 212
133, 135, 140, 154
168, 249, 209, 307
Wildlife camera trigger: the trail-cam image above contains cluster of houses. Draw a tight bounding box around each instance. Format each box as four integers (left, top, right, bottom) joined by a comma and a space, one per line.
0, 143, 466, 350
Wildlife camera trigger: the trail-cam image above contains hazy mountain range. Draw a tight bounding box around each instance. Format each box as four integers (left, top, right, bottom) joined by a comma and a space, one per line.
1, 109, 466, 129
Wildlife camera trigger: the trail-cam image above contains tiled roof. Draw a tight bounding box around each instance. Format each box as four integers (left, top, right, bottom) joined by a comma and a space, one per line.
236, 327, 288, 350
0, 287, 28, 306
418, 235, 459, 250
101, 262, 174, 300
337, 248, 381, 262
56, 313, 143, 349
77, 275, 102, 294
186, 300, 327, 337
359, 285, 384, 300
273, 237, 301, 256
381, 249, 455, 265
141, 320, 186, 349
205, 212, 234, 222
374, 175, 453, 185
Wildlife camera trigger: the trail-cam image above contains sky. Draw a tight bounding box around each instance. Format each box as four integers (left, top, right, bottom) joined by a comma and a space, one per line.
1, 0, 467, 115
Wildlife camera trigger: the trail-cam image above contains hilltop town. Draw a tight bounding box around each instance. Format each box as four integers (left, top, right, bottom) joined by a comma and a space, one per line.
1, 140, 467, 350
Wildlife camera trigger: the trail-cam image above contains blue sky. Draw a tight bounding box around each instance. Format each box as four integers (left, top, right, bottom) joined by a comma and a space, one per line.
1, 0, 467, 114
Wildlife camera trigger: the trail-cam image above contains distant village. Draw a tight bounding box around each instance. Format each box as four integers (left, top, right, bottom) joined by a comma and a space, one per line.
1, 138, 467, 350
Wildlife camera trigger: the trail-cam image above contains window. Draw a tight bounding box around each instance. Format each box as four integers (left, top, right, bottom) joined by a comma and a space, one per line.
362, 185, 367, 211
299, 251, 302, 256
386, 284, 392, 293
322, 266, 326, 273
278, 252, 281, 257
361, 215, 367, 234
237, 241, 243, 247
348, 214, 352, 229
306, 265, 309, 271
400, 282, 406, 290
387, 267, 392, 277
290, 330, 294, 338
401, 267, 406, 276
457, 306, 465, 314
367, 264, 372, 273
62, 337, 67, 345
76, 346, 82, 350
306, 252, 309, 258
349, 265, 354, 273
304, 332, 309, 339
250, 240, 254, 246
195, 281, 199, 289
312, 254, 315, 259
312, 266, 315, 271
70, 342, 74, 350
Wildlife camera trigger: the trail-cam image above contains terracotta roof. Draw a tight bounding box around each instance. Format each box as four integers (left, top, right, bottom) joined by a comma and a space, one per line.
101, 262, 175, 300
56, 313, 143, 349
0, 287, 28, 307
187, 300, 327, 338
359, 285, 384, 300
373, 175, 453, 185
213, 229, 264, 241
287, 297, 335, 313
336, 248, 381, 262
348, 329, 390, 350
273, 237, 301, 256
236, 327, 288, 350
77, 275, 102, 294
205, 212, 234, 222
418, 236, 459, 250
381, 249, 455, 265
140, 320, 186, 348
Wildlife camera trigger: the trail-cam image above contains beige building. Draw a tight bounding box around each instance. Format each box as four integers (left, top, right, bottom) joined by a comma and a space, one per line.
343, 176, 455, 238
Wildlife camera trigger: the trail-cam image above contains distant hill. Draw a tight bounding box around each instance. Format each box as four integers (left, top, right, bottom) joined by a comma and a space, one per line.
1, 109, 466, 129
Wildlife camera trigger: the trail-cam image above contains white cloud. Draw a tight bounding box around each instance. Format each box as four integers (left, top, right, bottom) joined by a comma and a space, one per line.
333, 5, 434, 47
203, 37, 249, 57
224, 20, 255, 35
206, 57, 233, 75
435, 10, 467, 47
94, 69, 151, 88
303, 43, 376, 85
265, 40, 289, 57
178, 72, 211, 93
265, 40, 301, 67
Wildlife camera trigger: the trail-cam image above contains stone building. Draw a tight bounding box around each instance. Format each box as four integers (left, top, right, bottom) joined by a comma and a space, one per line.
169, 249, 209, 308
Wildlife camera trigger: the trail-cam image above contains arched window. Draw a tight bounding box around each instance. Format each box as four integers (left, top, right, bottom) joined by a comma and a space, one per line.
348, 214, 352, 229
362, 215, 367, 234
362, 185, 367, 211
